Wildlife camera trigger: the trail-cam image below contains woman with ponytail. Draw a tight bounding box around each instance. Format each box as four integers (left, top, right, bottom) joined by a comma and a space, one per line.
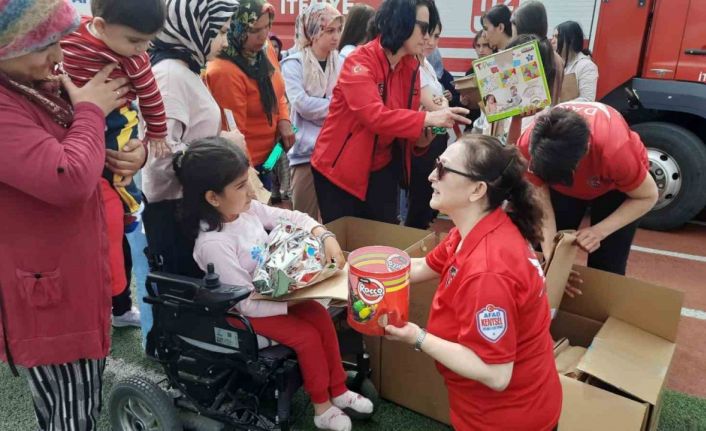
384, 135, 561, 431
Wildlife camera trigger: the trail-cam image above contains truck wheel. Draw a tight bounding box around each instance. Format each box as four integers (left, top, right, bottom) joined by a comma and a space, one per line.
109, 376, 183, 431
632, 122, 706, 231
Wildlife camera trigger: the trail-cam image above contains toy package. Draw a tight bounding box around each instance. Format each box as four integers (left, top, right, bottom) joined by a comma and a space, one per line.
472, 40, 551, 122
253, 222, 337, 297
347, 246, 410, 336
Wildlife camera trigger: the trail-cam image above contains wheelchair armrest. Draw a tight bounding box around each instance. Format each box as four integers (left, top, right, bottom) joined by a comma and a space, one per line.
193, 284, 251, 311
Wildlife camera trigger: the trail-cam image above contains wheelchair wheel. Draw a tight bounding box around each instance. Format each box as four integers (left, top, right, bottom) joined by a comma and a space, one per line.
344, 370, 379, 420
109, 376, 183, 431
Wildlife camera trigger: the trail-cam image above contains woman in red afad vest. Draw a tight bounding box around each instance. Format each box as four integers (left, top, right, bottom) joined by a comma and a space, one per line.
310, 0, 470, 224
385, 135, 562, 431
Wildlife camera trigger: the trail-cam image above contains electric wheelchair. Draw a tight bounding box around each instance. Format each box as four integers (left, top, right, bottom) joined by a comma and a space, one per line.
108, 263, 377, 430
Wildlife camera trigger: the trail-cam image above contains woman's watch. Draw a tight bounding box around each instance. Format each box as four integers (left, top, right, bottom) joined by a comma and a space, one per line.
414, 328, 427, 352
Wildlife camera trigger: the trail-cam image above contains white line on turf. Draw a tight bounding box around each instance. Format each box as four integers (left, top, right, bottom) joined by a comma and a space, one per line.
631, 245, 706, 263
681, 308, 706, 321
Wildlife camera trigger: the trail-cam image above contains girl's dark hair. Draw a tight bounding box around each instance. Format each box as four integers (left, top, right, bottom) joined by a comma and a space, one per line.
556, 21, 591, 62
512, 0, 548, 39
172, 137, 250, 238
483, 4, 512, 37
460, 135, 544, 244
375, 0, 439, 54
339, 4, 377, 50
507, 34, 556, 94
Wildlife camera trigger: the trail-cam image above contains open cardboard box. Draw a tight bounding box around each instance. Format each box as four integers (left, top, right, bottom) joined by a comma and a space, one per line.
550, 265, 683, 431
374, 226, 683, 430
324, 217, 438, 390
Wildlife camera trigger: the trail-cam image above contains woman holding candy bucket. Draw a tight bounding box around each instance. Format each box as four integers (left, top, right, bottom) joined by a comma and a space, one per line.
310, 0, 471, 224
384, 135, 561, 431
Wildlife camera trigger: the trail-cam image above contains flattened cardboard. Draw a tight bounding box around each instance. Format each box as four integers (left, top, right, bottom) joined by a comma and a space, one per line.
559, 375, 648, 431
543, 231, 578, 314
249, 167, 271, 203
251, 266, 349, 302
555, 345, 587, 377
577, 317, 676, 405
559, 266, 683, 342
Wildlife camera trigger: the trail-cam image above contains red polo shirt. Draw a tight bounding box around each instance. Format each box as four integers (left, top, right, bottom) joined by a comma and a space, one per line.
426, 209, 561, 431
518, 102, 649, 200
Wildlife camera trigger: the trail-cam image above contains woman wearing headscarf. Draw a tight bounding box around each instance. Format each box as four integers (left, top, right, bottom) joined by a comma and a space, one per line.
280, 3, 343, 220
0, 1, 136, 428
205, 0, 295, 188
142, 0, 241, 330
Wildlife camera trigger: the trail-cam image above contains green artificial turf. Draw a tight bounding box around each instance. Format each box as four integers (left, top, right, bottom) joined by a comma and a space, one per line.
1, 324, 704, 430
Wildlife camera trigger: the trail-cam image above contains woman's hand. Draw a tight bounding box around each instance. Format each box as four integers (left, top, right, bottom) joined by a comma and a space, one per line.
277, 120, 295, 151
564, 269, 584, 298
384, 321, 420, 345
424, 107, 471, 128
323, 237, 346, 269
105, 138, 147, 177
576, 226, 605, 253
60, 64, 129, 116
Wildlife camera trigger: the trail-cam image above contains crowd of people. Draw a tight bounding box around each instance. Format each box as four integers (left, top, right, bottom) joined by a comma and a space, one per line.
0, 0, 658, 430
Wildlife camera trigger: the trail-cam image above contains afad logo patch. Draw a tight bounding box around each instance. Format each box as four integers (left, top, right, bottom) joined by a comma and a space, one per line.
476, 305, 507, 343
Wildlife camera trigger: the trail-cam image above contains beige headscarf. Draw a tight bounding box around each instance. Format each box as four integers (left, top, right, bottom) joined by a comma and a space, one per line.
294, 3, 342, 98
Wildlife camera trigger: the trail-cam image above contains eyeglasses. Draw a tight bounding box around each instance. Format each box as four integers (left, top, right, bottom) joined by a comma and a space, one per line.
434, 158, 478, 181
416, 20, 430, 36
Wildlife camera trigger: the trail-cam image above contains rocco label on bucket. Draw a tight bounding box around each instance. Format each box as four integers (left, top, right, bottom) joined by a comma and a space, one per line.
348, 246, 411, 336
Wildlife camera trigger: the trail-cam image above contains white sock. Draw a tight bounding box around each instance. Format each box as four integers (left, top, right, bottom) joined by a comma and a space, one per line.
332, 390, 374, 414
314, 406, 352, 431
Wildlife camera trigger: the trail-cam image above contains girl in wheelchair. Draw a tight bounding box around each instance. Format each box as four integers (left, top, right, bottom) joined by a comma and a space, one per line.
173, 137, 373, 431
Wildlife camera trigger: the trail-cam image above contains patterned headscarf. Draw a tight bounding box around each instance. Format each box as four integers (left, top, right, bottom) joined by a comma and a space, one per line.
294, 3, 342, 99
150, 0, 239, 74
294, 3, 342, 50
0, 0, 79, 60
220, 0, 278, 124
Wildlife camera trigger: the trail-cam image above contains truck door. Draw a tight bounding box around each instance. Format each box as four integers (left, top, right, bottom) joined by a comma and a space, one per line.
592, 0, 652, 99
675, 0, 706, 83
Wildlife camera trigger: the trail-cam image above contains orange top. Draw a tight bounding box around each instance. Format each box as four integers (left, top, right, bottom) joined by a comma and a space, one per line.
205, 46, 290, 166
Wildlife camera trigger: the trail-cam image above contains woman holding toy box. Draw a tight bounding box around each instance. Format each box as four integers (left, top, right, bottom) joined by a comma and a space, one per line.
385, 135, 561, 431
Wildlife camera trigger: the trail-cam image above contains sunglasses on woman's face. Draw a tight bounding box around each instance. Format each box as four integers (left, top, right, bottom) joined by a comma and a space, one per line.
434, 158, 478, 181
416, 20, 430, 36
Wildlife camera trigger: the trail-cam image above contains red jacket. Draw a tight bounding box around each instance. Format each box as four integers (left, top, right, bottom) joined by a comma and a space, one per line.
0, 85, 112, 368
311, 38, 426, 200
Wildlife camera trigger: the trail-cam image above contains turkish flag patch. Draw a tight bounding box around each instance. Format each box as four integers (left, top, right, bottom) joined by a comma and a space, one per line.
476, 304, 507, 343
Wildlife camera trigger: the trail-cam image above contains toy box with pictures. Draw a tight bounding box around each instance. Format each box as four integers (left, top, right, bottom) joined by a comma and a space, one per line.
472, 40, 551, 122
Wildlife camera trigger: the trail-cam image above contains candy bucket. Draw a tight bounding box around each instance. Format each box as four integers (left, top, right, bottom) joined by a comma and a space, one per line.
347, 246, 410, 336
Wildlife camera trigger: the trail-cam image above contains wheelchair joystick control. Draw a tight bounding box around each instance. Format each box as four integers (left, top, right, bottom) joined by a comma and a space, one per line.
204, 263, 221, 289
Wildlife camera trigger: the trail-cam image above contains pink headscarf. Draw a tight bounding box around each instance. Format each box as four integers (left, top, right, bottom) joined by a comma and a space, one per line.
294, 3, 342, 98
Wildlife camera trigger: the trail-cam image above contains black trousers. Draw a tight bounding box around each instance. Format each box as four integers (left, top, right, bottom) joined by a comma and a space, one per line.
111, 235, 133, 316
313, 158, 402, 225
551, 189, 639, 275
404, 134, 447, 229
142, 198, 203, 278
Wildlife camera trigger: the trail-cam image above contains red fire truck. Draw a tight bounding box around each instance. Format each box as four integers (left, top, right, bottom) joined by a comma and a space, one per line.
71, 0, 706, 230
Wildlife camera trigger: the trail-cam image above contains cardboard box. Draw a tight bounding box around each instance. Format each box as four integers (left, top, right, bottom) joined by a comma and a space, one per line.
551, 266, 683, 431
324, 217, 437, 390
379, 232, 450, 424
373, 225, 683, 430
